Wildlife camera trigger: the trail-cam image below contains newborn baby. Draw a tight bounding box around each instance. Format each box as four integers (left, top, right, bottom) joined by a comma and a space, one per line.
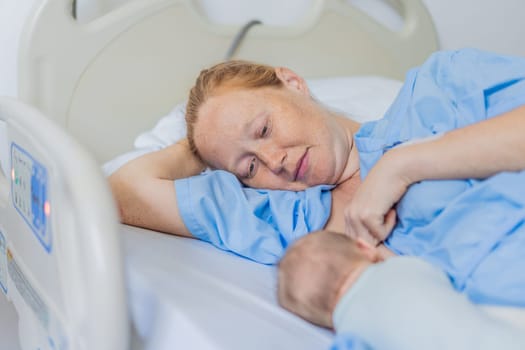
277, 230, 392, 328
277, 230, 525, 350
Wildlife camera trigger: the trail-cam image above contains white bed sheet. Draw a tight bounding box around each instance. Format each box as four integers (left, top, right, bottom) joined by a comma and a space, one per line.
123, 225, 332, 349
124, 224, 525, 350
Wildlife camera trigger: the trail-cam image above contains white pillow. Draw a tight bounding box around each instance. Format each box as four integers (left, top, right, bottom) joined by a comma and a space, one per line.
103, 76, 402, 175
308, 76, 402, 123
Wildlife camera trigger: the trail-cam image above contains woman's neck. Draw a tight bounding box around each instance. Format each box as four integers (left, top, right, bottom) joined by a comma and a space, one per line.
333, 114, 362, 184
323, 113, 363, 234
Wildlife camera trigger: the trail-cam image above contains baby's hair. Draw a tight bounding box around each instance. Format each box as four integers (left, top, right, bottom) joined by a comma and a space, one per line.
186, 60, 283, 161
277, 230, 366, 328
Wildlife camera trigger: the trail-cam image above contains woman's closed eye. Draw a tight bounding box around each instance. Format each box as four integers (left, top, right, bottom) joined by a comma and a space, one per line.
243, 118, 270, 179
246, 157, 258, 179
261, 125, 268, 137
259, 119, 271, 138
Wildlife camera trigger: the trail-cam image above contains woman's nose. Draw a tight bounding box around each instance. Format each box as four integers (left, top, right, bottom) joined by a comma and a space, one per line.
259, 145, 287, 174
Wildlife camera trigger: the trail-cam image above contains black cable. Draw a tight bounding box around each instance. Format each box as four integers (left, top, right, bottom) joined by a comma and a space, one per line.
72, 0, 77, 19
224, 19, 263, 60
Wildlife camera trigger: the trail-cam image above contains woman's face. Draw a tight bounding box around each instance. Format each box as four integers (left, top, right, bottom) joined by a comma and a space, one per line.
193, 68, 352, 191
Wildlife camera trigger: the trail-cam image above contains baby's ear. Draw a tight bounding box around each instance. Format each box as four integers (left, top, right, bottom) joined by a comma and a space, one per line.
355, 238, 382, 262
275, 67, 309, 95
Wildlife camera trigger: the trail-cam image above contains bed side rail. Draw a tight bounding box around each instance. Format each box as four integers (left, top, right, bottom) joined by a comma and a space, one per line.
0, 97, 128, 350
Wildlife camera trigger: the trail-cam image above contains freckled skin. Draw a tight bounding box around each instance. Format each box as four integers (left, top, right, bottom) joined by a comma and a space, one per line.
194, 71, 361, 191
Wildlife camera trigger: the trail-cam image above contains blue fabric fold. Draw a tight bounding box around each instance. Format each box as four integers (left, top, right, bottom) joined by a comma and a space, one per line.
175, 170, 332, 264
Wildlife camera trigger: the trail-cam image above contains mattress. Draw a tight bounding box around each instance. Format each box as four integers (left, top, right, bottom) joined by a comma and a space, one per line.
123, 225, 332, 349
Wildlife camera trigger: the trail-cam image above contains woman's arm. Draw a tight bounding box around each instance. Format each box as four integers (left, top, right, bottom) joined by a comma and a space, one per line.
345, 104, 525, 244
397, 104, 525, 182
108, 139, 206, 237
109, 139, 333, 264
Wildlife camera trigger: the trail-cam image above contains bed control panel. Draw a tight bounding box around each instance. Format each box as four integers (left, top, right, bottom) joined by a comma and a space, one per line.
11, 143, 51, 252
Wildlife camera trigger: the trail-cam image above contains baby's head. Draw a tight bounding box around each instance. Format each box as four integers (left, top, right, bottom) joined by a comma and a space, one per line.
277, 230, 382, 329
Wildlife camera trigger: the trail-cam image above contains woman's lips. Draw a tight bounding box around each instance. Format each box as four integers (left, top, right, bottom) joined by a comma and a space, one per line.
294, 149, 309, 181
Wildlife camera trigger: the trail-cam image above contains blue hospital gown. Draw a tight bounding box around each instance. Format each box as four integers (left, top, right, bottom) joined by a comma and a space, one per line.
354, 48, 525, 307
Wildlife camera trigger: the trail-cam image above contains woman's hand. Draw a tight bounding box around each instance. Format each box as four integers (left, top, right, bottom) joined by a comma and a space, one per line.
344, 104, 525, 245
344, 149, 412, 245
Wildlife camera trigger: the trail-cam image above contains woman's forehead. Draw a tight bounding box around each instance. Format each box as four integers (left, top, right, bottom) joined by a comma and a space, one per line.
193, 93, 253, 166
198, 91, 253, 126
193, 125, 239, 170
199, 87, 277, 128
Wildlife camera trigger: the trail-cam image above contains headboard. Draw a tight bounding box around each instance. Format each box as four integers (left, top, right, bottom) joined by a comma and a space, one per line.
18, 0, 438, 163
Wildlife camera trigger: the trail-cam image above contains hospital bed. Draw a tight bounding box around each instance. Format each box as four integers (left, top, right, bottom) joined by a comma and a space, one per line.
3, 0, 523, 349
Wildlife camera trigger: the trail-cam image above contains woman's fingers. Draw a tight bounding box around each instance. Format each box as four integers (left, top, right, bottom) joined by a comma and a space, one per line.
342, 149, 410, 244
345, 220, 370, 244
383, 209, 397, 237
345, 206, 380, 245
345, 206, 397, 245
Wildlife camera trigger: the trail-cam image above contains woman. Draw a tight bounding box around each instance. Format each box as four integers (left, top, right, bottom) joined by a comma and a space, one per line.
110, 48, 525, 261
109, 61, 360, 263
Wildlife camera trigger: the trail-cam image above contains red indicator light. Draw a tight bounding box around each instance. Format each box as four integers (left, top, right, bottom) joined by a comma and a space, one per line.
44, 201, 51, 216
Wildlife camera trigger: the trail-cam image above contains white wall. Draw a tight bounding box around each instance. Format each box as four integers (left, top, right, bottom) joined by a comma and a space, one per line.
422, 0, 525, 57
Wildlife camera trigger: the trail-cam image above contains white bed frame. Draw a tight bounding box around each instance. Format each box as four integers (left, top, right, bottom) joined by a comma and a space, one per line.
18, 0, 438, 163
0, 98, 128, 350
1, 0, 443, 349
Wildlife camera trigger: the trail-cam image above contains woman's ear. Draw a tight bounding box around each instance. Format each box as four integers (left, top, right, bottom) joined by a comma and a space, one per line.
275, 67, 309, 95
